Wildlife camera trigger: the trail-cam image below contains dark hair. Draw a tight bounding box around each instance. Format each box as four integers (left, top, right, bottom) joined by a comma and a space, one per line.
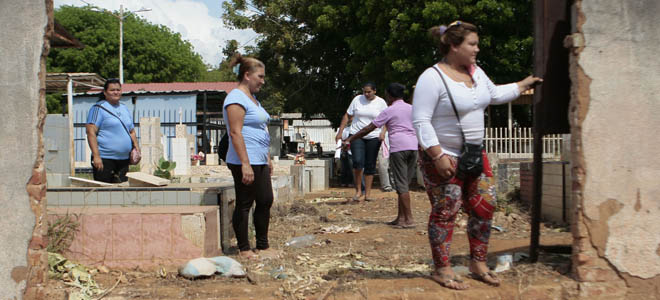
362, 81, 377, 91
429, 21, 478, 56
228, 52, 265, 82
385, 82, 405, 99
99, 78, 121, 100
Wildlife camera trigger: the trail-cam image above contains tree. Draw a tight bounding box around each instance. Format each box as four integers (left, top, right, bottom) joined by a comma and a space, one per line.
48, 5, 206, 83
222, 0, 533, 126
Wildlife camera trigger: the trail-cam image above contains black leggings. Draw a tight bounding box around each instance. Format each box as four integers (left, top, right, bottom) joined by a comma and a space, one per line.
92, 156, 129, 183
228, 164, 274, 251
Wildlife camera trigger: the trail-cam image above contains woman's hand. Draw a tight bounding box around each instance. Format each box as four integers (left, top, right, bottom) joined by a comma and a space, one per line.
517, 75, 543, 92
241, 164, 255, 185
433, 155, 455, 181
92, 156, 103, 171
342, 137, 352, 148
268, 159, 273, 177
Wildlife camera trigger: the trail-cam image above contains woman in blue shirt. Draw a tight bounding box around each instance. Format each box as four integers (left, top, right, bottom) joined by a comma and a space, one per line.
86, 78, 139, 183
223, 53, 275, 260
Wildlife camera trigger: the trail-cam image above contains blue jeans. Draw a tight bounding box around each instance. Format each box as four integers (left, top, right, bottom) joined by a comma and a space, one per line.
350, 137, 380, 175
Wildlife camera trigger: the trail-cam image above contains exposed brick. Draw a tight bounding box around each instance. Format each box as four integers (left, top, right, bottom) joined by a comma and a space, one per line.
28, 166, 46, 185
28, 235, 47, 250
27, 251, 46, 267
575, 266, 621, 282
578, 281, 627, 299
26, 184, 46, 201
25, 265, 44, 287
23, 286, 46, 300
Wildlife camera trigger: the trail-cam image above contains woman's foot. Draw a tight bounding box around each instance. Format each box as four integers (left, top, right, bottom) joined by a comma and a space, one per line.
255, 248, 282, 259
469, 260, 500, 286
386, 218, 400, 226
238, 250, 259, 260
429, 267, 469, 290
346, 194, 362, 204
394, 221, 416, 229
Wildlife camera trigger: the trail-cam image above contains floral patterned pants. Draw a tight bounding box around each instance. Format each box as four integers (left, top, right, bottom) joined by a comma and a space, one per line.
419, 149, 496, 269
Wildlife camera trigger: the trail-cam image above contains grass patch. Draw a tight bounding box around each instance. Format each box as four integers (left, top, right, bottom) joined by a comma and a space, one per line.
47, 212, 81, 254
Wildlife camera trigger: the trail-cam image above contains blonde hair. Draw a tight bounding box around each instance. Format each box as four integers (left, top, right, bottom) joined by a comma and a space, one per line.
228, 52, 265, 82
429, 21, 478, 56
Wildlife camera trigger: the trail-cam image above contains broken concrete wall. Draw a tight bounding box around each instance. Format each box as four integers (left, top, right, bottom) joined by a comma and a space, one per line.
0, 0, 51, 299
571, 0, 660, 298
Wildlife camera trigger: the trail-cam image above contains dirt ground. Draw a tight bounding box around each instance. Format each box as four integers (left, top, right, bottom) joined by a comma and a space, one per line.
45, 185, 577, 299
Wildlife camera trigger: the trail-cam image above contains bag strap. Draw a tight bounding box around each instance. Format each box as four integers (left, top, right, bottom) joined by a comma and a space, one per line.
94, 103, 134, 147
431, 66, 466, 144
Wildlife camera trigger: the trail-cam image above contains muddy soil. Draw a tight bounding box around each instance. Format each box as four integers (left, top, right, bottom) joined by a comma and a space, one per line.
45, 187, 576, 299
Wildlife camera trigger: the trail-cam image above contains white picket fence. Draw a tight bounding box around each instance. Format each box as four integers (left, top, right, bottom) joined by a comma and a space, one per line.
485, 127, 563, 160
284, 122, 563, 160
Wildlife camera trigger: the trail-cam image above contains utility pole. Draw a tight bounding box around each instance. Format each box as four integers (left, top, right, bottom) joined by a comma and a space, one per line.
90, 3, 150, 83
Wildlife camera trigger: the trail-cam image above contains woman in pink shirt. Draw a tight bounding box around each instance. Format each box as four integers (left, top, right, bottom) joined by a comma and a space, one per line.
345, 83, 419, 228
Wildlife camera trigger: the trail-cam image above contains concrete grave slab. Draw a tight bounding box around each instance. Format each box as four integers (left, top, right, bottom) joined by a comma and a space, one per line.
126, 172, 170, 187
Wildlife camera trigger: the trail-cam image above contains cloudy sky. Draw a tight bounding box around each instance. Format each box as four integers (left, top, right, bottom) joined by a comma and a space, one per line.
54, 0, 257, 67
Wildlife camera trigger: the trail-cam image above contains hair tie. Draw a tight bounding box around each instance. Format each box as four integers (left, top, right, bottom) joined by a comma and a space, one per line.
438, 25, 448, 35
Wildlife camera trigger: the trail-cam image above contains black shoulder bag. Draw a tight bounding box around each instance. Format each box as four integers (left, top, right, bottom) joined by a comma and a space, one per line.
432, 66, 484, 179
218, 132, 229, 162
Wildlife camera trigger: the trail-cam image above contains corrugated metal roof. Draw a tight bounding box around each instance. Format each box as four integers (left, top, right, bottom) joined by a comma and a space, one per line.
77, 82, 239, 96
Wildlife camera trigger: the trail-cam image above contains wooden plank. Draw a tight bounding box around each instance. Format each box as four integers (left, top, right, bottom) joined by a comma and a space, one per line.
69, 176, 115, 187
126, 172, 170, 186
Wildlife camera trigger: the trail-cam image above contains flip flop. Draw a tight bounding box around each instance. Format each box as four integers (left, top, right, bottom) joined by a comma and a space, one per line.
429, 273, 469, 290
394, 224, 416, 229
344, 195, 361, 204
386, 220, 400, 226
469, 271, 501, 287
238, 250, 259, 261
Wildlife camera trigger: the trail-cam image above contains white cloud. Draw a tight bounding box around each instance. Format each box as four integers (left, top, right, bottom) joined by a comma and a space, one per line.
54, 0, 257, 66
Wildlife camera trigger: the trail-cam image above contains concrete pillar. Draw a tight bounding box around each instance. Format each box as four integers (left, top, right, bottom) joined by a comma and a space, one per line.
0, 0, 50, 298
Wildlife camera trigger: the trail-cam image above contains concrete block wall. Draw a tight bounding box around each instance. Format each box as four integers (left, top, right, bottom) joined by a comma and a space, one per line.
48, 207, 221, 270
519, 162, 572, 224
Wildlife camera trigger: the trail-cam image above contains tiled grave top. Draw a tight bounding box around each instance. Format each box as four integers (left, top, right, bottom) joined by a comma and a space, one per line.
48, 206, 217, 214
47, 182, 234, 192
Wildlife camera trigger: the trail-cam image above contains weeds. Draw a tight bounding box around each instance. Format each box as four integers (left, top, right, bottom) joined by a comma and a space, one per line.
47, 212, 81, 254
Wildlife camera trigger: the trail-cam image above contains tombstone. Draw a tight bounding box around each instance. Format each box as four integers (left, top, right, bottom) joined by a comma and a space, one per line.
139, 117, 164, 175
206, 154, 219, 166
172, 137, 191, 176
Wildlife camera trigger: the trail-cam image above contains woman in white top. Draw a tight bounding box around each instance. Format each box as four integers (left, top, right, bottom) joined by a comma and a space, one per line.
336, 82, 388, 202
412, 21, 541, 290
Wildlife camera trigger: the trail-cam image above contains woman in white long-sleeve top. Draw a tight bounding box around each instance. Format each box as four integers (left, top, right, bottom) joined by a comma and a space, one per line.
412, 21, 541, 290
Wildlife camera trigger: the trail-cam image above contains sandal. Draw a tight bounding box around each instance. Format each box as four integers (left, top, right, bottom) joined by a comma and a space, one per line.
429, 272, 469, 290
394, 223, 416, 229
238, 250, 259, 260
469, 271, 501, 287
386, 219, 400, 226
345, 195, 361, 204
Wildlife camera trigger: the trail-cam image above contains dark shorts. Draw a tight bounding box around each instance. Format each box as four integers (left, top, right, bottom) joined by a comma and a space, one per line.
389, 150, 418, 194
349, 137, 380, 175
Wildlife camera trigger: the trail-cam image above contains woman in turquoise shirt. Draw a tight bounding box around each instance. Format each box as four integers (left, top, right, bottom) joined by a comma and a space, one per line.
223, 53, 275, 260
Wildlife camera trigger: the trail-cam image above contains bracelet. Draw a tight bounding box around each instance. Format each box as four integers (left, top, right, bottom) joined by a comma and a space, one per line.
432, 153, 447, 161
